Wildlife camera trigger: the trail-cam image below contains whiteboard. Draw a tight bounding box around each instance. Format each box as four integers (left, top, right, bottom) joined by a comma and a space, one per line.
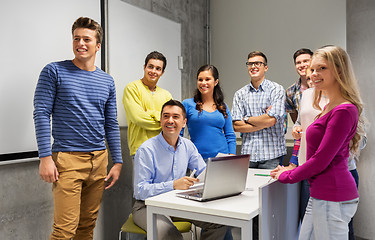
0, 0, 100, 155
107, 0, 182, 127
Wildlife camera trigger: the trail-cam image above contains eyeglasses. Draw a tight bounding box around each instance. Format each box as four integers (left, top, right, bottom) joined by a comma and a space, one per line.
246, 61, 265, 68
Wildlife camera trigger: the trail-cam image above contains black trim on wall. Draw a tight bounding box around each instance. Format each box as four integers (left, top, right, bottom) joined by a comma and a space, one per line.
0, 151, 39, 161
100, 0, 106, 71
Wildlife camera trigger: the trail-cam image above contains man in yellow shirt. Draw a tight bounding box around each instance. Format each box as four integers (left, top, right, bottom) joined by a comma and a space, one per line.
123, 51, 172, 156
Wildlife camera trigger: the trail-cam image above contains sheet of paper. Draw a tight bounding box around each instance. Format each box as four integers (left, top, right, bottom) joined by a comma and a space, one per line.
196, 169, 205, 182
189, 182, 204, 189
215, 152, 231, 157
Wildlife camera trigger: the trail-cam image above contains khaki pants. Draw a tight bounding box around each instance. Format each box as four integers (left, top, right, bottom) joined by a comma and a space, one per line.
50, 150, 108, 240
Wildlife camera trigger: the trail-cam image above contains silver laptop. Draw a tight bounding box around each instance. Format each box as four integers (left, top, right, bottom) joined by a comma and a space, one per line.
176, 154, 250, 202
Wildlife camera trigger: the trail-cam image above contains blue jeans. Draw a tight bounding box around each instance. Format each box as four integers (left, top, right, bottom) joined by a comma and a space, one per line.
299, 197, 359, 240
249, 156, 283, 169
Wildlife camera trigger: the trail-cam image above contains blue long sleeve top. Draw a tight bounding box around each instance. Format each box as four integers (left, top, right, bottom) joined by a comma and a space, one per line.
182, 98, 236, 159
33, 60, 122, 163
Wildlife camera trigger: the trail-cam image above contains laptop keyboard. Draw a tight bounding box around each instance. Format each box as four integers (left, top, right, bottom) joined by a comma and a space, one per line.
187, 190, 203, 198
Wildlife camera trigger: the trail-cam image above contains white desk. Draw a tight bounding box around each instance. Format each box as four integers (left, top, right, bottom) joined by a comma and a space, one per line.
146, 169, 299, 240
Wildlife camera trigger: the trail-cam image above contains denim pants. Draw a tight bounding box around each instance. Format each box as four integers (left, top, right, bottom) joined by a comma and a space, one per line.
299, 197, 359, 240
348, 169, 359, 240
300, 179, 310, 223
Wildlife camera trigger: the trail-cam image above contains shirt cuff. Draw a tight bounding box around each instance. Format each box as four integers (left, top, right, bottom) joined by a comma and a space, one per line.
289, 155, 299, 166
243, 116, 250, 123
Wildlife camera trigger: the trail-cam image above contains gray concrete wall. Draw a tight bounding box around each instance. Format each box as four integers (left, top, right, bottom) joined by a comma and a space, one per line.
0, 1, 208, 239
0, 160, 53, 239
210, 0, 346, 110
347, 0, 375, 239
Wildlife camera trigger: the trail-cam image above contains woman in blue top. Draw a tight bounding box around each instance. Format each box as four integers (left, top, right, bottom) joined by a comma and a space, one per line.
182, 64, 237, 240
182, 64, 236, 160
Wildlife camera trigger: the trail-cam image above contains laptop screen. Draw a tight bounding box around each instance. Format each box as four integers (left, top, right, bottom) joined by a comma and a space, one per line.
201, 154, 250, 200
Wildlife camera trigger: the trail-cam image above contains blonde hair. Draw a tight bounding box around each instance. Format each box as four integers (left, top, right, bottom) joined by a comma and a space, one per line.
312, 45, 364, 153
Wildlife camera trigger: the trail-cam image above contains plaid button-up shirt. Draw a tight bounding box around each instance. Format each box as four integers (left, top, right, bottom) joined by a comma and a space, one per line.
286, 78, 302, 113
231, 79, 286, 161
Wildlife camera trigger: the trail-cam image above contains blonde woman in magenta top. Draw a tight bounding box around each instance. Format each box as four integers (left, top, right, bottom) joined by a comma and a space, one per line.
271, 45, 363, 239
286, 72, 366, 239
292, 88, 328, 166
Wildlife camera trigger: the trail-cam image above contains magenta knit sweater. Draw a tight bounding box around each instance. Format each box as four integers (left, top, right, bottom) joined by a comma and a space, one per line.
279, 104, 359, 201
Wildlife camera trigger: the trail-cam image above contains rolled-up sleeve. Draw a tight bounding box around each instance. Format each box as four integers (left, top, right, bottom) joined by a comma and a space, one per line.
267, 84, 286, 122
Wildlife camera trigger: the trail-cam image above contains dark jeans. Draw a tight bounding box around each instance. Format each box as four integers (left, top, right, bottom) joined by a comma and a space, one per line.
349, 169, 359, 240
224, 228, 233, 240
300, 179, 310, 223
249, 156, 283, 169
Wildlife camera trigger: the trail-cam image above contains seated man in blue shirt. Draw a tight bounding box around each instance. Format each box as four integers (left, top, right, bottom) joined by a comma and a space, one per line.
132, 99, 227, 240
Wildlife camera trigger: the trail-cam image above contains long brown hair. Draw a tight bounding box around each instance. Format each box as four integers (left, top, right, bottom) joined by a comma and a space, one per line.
193, 65, 227, 118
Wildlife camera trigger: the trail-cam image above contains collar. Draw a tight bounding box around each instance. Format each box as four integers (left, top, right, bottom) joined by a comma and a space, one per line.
248, 79, 269, 91
296, 78, 302, 90
156, 132, 182, 151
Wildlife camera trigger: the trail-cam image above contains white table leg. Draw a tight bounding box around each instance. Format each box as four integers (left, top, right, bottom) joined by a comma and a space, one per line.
241, 218, 253, 240
147, 206, 157, 240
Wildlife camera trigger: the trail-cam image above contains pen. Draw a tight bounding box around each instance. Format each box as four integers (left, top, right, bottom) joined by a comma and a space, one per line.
189, 169, 197, 178
254, 173, 271, 177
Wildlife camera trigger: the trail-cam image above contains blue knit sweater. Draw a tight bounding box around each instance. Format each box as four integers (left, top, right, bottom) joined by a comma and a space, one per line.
182, 98, 236, 159
33, 60, 122, 163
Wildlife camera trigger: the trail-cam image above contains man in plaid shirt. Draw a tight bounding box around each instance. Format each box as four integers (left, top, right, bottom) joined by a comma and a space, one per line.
285, 48, 313, 167
231, 51, 286, 169
285, 48, 313, 123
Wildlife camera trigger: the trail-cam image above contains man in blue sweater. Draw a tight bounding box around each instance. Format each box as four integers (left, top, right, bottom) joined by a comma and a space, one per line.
33, 17, 123, 240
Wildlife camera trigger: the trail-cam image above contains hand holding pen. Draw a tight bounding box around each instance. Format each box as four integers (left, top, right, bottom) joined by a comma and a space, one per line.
174, 171, 199, 190
189, 169, 197, 178
292, 126, 303, 140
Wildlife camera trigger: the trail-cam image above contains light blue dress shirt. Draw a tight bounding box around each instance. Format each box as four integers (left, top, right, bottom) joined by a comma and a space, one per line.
134, 132, 206, 200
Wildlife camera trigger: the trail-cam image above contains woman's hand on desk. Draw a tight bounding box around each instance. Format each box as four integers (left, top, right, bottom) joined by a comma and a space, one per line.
270, 165, 288, 180
173, 176, 199, 190
270, 165, 282, 176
